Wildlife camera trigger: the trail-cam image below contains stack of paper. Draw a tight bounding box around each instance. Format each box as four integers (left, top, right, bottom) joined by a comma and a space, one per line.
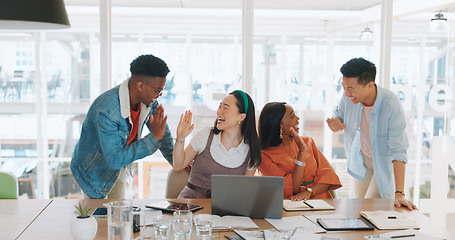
364, 229, 444, 240
235, 229, 342, 240
264, 229, 341, 240
265, 215, 326, 233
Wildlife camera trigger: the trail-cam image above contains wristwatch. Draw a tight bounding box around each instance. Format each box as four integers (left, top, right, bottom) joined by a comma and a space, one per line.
306, 187, 313, 197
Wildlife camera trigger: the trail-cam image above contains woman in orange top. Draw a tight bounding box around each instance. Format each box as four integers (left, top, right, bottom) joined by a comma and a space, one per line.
258, 102, 342, 200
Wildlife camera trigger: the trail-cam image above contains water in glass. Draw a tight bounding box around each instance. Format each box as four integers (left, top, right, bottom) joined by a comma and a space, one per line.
173, 211, 192, 240
194, 214, 212, 239
108, 221, 132, 240
152, 215, 172, 240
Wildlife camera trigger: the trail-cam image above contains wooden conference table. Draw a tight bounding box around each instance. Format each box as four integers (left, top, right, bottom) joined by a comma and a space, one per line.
0, 199, 52, 240
2, 198, 452, 240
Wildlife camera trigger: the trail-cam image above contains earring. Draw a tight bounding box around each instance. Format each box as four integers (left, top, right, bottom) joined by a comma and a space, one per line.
239, 121, 241, 125
279, 129, 283, 139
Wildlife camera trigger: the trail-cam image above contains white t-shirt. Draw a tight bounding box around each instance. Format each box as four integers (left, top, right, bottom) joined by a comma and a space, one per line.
190, 126, 250, 168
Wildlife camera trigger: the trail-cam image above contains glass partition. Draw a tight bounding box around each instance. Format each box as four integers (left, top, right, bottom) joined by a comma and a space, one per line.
46, 33, 91, 103
0, 35, 35, 103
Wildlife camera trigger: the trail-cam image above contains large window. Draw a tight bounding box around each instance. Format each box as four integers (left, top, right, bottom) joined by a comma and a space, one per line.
0, 4, 454, 213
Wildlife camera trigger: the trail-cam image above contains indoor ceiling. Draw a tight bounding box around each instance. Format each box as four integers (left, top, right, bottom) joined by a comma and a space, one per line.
61, 0, 455, 40
65, 0, 382, 11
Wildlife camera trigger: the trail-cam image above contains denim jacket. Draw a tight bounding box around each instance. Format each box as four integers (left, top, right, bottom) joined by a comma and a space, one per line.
333, 85, 408, 198
70, 79, 174, 199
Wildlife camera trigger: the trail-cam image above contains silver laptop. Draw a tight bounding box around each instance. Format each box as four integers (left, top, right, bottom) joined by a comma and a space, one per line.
211, 175, 284, 219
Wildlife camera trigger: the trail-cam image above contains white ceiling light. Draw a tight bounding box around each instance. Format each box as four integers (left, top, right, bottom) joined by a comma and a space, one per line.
430, 11, 448, 32
360, 27, 373, 41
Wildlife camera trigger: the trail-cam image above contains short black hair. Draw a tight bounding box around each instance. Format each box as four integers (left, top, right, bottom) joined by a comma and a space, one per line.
340, 57, 376, 85
130, 54, 170, 78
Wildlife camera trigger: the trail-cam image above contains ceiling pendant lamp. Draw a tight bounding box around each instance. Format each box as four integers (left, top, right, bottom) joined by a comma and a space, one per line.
360, 27, 373, 41
430, 11, 448, 32
0, 0, 70, 30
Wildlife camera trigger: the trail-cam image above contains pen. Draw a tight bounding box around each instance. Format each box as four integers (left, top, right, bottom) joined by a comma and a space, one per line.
303, 201, 314, 208
390, 234, 415, 238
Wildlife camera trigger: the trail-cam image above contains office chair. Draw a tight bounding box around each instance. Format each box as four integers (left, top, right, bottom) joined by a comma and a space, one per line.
0, 171, 19, 199
165, 168, 190, 199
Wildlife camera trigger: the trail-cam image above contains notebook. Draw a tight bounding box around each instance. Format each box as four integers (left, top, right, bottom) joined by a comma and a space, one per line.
211, 175, 284, 219
360, 210, 419, 230
211, 215, 259, 231
283, 199, 335, 211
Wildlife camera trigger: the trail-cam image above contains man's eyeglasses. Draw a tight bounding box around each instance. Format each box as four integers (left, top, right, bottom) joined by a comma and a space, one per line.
140, 81, 166, 95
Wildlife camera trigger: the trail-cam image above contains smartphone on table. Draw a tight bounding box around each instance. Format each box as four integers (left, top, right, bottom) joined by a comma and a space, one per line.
92, 207, 107, 217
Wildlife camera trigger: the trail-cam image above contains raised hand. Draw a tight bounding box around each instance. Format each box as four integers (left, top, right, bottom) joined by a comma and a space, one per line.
176, 110, 195, 141
149, 104, 167, 141
326, 117, 344, 132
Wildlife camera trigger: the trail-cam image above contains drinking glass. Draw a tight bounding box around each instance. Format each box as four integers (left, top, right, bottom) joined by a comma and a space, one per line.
104, 201, 133, 240
193, 214, 212, 239
151, 215, 172, 240
173, 210, 192, 240
143, 211, 162, 239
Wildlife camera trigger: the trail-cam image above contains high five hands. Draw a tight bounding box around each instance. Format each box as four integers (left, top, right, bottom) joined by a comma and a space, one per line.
149, 104, 167, 141
176, 110, 195, 141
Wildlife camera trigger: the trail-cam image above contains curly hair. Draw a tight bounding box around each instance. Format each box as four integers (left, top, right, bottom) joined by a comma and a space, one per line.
130, 54, 170, 77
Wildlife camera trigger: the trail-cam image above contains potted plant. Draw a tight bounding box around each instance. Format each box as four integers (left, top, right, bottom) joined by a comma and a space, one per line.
70, 200, 98, 240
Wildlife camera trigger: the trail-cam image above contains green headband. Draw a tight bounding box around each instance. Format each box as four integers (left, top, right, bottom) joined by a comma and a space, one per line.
233, 90, 249, 114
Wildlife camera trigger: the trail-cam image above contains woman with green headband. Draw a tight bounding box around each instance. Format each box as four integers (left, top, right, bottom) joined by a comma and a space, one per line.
172, 90, 261, 198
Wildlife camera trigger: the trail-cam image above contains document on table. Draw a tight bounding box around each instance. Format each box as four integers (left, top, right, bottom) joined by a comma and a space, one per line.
265, 215, 326, 233
263, 229, 341, 240
234, 230, 264, 240
364, 229, 444, 240
304, 214, 346, 224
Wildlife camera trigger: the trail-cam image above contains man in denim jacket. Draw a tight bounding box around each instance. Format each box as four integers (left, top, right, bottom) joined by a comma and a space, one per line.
71, 54, 173, 199
326, 58, 416, 210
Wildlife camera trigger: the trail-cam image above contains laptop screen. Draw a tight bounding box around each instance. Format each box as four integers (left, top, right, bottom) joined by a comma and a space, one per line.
211, 175, 284, 219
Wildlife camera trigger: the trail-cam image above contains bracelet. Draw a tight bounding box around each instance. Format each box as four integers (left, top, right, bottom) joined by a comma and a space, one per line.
174, 137, 185, 144
395, 190, 405, 196
295, 160, 306, 167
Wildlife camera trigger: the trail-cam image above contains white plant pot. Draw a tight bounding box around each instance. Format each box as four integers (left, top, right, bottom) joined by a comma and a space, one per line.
70, 216, 98, 240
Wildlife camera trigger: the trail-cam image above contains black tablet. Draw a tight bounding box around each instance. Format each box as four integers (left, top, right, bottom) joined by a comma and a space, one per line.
145, 200, 203, 213
317, 218, 374, 231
